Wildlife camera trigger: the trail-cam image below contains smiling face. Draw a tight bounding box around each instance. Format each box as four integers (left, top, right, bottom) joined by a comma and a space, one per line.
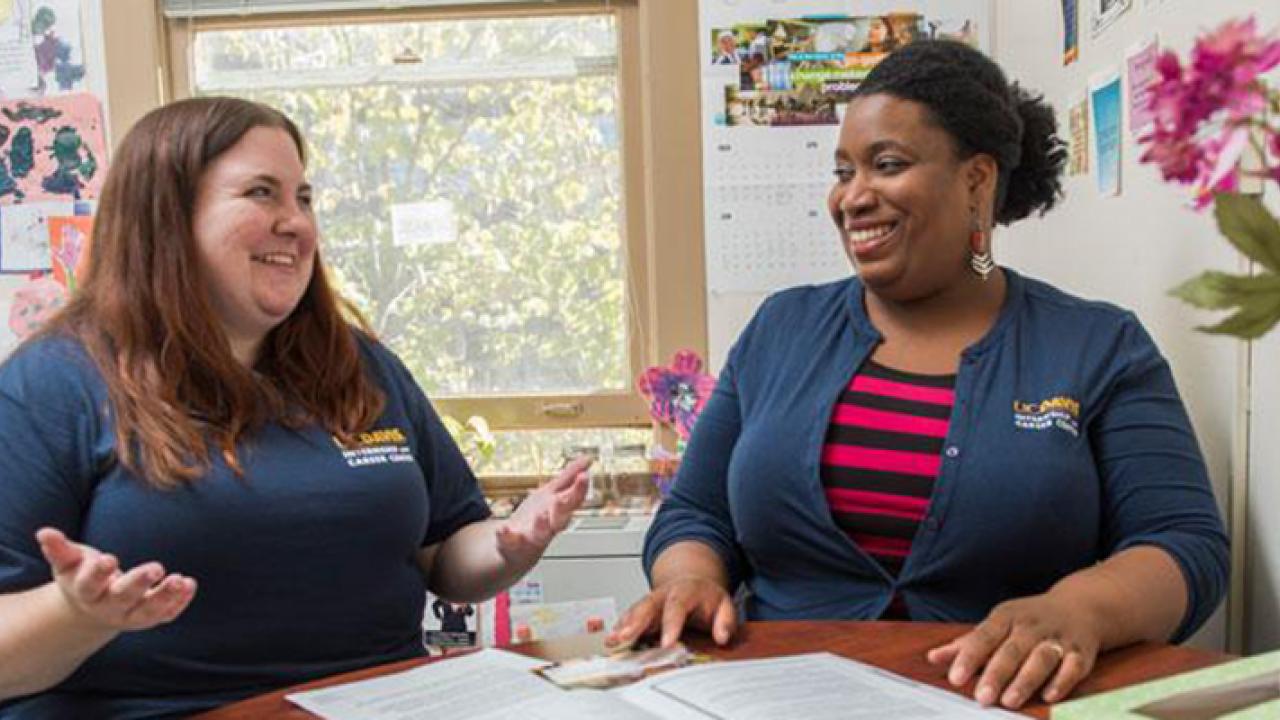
867, 18, 890, 48
828, 94, 990, 302
192, 125, 317, 363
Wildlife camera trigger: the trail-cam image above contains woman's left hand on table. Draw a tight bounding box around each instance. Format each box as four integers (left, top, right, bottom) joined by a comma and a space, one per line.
926, 592, 1103, 709
494, 455, 592, 565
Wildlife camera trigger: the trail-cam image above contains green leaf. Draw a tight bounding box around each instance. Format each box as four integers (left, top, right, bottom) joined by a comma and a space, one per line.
1214, 193, 1280, 273
1195, 294, 1280, 339
1169, 271, 1280, 310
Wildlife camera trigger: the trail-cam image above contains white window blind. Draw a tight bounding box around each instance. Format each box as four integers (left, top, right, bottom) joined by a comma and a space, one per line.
162, 1, 576, 19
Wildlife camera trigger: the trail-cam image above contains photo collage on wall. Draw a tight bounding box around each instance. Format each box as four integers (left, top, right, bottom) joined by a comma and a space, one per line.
709, 13, 978, 129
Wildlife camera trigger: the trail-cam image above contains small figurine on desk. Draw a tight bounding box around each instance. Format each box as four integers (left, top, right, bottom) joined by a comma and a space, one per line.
425, 596, 478, 650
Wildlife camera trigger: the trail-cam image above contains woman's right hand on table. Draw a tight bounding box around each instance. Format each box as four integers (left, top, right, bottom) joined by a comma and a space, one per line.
606, 575, 737, 649
36, 527, 197, 632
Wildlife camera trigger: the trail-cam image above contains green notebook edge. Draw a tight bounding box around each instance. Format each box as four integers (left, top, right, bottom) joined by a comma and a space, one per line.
1052, 650, 1280, 720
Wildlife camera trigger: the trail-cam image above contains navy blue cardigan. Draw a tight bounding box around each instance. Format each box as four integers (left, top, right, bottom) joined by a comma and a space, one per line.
645, 269, 1228, 642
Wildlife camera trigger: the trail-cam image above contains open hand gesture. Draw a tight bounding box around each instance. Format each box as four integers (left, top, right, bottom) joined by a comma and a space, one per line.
494, 455, 592, 566
36, 527, 197, 633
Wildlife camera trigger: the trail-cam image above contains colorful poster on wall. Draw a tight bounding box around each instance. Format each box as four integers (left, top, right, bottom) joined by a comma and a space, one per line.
0, 199, 71, 271
30, 0, 86, 95
0, 92, 105, 204
0, 272, 20, 355
1091, 0, 1133, 39
47, 212, 87, 290
0, 0, 38, 97
1061, 0, 1079, 65
710, 12, 975, 129
1090, 70, 1123, 196
1126, 36, 1160, 137
1067, 95, 1090, 177
7, 272, 63, 341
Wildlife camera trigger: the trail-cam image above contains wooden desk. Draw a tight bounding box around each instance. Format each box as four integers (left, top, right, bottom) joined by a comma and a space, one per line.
194, 621, 1231, 719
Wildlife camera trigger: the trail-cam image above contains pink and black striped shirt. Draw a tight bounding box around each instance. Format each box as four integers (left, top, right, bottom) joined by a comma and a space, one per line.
821, 360, 956, 585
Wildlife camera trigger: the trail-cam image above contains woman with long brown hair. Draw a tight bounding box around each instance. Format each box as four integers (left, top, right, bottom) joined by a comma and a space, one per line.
0, 96, 590, 718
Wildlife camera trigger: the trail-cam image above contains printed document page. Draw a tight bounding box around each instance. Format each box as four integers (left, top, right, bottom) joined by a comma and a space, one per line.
618, 652, 1021, 719
286, 648, 659, 720
287, 648, 1019, 719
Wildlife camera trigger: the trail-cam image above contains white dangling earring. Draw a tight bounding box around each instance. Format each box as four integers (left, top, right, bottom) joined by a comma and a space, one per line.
969, 220, 994, 281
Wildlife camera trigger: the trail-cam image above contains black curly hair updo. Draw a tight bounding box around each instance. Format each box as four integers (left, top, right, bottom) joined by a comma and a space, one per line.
851, 40, 1067, 225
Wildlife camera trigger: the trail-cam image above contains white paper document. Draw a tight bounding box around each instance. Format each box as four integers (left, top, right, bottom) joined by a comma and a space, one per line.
286, 649, 653, 720
619, 652, 1020, 719
287, 649, 1019, 719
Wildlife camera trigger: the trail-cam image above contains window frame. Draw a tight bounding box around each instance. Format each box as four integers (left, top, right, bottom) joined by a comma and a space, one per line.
105, 0, 707, 432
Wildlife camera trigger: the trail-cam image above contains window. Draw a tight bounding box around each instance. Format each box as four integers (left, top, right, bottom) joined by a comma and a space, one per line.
155, 1, 706, 452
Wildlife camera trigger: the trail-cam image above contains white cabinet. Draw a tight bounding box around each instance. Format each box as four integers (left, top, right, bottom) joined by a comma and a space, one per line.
523, 514, 652, 610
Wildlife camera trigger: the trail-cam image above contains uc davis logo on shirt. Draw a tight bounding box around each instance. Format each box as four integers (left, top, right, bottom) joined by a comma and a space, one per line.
1013, 396, 1080, 437
332, 427, 415, 468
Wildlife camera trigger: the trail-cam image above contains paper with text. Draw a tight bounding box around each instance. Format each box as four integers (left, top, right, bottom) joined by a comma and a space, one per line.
286, 649, 658, 720
618, 652, 1021, 719
287, 648, 1019, 719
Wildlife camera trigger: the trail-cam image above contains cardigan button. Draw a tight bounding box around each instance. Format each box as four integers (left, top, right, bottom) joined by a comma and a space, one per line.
945, 446, 960, 458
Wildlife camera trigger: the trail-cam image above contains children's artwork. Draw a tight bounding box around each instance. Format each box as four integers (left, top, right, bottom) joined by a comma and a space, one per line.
0, 272, 21, 355
1090, 70, 1123, 196
636, 349, 716, 441
7, 272, 63, 340
1067, 95, 1090, 177
0, 0, 37, 97
0, 199, 71, 271
0, 93, 105, 204
1091, 0, 1133, 39
1126, 36, 1160, 137
30, 0, 85, 95
47, 212, 88, 289
1060, 0, 1079, 65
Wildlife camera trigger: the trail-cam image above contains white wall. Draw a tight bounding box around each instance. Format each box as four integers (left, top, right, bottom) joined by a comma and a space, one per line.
1248, 185, 1280, 653
996, 0, 1279, 652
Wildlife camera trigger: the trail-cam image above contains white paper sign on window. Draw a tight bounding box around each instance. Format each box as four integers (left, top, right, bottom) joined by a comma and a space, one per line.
390, 199, 457, 247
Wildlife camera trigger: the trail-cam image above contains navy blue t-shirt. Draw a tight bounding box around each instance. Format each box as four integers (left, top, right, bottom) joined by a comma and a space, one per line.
0, 333, 491, 719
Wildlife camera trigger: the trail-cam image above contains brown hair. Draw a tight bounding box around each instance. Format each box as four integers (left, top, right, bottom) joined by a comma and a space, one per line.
42, 96, 385, 488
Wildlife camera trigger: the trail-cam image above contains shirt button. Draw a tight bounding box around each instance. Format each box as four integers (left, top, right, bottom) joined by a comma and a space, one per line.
945, 446, 960, 458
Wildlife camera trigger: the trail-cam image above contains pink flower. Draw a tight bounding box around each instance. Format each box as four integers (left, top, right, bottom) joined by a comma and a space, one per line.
1140, 128, 1205, 184
1192, 18, 1279, 120
1139, 16, 1280, 209
1192, 17, 1280, 81
1191, 126, 1248, 209
637, 350, 717, 440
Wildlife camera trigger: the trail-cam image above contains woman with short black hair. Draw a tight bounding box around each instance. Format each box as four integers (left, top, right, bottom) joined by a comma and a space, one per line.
611, 40, 1228, 712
